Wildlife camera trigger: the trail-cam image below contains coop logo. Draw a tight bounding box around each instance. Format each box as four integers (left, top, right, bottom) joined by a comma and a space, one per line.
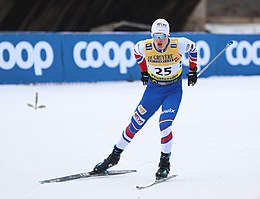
73, 41, 136, 74
225, 40, 260, 66
0, 41, 54, 76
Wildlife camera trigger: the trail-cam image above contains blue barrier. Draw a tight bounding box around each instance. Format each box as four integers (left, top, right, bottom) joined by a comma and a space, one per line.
0, 32, 259, 84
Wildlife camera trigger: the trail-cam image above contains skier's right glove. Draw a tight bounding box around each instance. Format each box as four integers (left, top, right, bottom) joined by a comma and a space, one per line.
187, 71, 197, 86
141, 71, 149, 85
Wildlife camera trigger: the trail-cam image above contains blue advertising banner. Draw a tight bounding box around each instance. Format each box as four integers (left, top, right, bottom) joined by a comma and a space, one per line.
61, 33, 147, 82
0, 32, 259, 84
0, 33, 63, 84
178, 33, 260, 77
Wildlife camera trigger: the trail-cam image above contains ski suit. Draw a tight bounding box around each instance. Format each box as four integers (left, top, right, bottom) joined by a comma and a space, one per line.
116, 37, 197, 154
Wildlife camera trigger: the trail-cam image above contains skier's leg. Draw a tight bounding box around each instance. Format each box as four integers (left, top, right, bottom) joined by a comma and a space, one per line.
116, 86, 163, 150
156, 89, 182, 179
93, 86, 162, 173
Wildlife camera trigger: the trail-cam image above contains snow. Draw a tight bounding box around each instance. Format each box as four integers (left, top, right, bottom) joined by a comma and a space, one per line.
1, 76, 260, 199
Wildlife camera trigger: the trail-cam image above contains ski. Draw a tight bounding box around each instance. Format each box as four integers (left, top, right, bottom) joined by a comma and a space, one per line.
136, 174, 177, 190
39, 169, 137, 184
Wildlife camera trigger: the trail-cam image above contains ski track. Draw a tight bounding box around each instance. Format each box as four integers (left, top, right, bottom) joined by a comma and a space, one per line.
1, 76, 260, 199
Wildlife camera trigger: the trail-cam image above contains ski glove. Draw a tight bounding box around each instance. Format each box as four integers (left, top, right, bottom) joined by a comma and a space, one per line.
187, 71, 197, 86
141, 71, 149, 85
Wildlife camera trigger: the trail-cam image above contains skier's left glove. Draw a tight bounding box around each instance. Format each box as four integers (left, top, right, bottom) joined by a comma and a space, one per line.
187, 71, 197, 86
141, 71, 149, 85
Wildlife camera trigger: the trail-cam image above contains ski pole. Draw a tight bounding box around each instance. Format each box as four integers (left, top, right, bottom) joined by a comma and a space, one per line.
197, 41, 234, 77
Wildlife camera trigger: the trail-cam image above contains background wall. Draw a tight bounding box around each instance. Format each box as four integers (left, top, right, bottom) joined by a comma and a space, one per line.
0, 32, 259, 84
0, 0, 259, 84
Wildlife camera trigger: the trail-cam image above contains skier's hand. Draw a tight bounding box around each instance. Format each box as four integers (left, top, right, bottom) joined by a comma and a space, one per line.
141, 71, 149, 85
187, 71, 197, 86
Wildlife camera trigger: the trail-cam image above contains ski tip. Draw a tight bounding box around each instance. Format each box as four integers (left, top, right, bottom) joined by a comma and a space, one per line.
39, 180, 57, 184
39, 179, 56, 184
136, 174, 178, 190
136, 185, 145, 190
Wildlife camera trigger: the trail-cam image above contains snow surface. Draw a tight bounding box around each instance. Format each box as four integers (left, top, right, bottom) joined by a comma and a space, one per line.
1, 76, 260, 199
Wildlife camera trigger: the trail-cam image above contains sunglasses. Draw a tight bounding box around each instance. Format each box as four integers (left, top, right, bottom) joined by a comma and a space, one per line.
152, 33, 167, 39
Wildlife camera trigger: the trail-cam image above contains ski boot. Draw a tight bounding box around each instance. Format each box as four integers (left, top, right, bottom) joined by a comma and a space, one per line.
155, 152, 171, 179
93, 146, 123, 174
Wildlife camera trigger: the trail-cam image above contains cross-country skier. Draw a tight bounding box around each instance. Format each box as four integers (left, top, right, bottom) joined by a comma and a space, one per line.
92, 18, 198, 179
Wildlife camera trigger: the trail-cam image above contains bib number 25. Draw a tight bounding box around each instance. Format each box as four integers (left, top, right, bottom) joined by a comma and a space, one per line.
155, 67, 171, 76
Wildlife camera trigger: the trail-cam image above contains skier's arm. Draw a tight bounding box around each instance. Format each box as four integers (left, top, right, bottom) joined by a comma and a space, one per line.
134, 41, 149, 85
178, 37, 197, 72
134, 40, 147, 72
178, 37, 198, 86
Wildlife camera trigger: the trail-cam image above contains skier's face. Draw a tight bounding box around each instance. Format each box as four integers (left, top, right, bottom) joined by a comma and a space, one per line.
152, 33, 169, 50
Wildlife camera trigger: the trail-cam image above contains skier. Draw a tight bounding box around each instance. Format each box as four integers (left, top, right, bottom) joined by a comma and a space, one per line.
92, 18, 198, 179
